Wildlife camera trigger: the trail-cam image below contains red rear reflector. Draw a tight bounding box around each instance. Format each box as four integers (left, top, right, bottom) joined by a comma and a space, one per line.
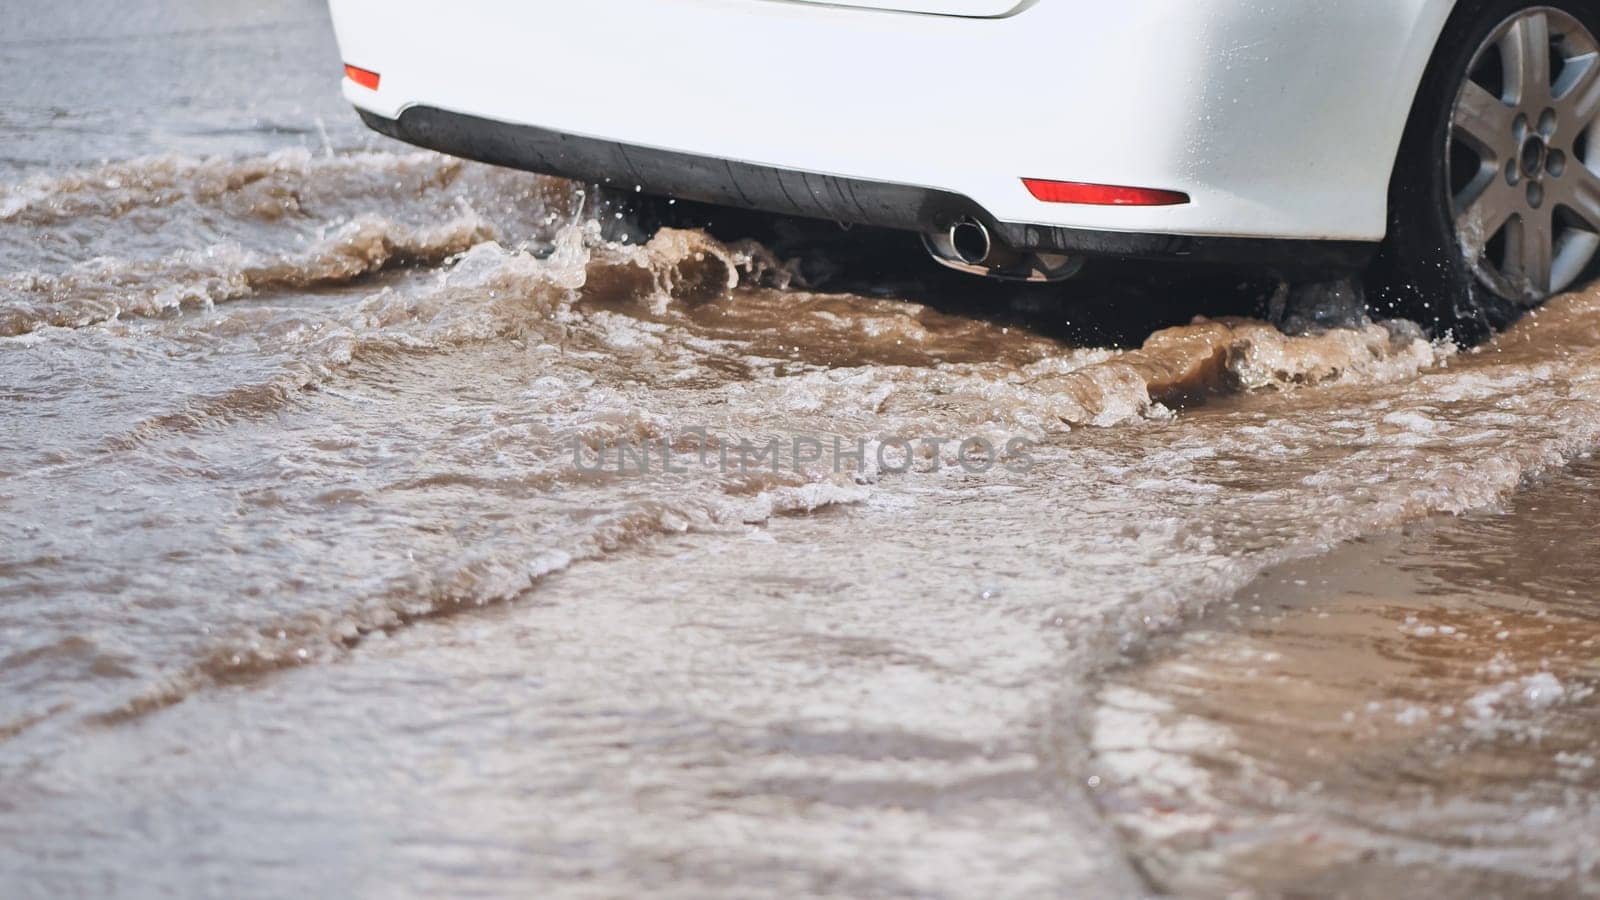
344, 64, 380, 90
1022, 178, 1189, 207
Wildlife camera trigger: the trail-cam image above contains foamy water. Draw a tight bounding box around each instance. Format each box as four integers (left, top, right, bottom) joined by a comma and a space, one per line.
5, 1, 1600, 896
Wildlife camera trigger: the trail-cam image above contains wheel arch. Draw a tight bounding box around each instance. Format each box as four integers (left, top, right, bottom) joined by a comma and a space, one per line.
1378, 0, 1473, 233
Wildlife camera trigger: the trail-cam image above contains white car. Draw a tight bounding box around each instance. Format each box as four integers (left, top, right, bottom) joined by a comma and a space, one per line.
330, 1, 1600, 334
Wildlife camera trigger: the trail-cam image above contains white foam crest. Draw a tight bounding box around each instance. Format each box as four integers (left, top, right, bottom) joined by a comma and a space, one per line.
757, 316, 1455, 436
1222, 318, 1452, 389
1, 212, 497, 336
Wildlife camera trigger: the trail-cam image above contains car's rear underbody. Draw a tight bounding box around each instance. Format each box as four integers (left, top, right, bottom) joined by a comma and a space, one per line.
330, 0, 1456, 278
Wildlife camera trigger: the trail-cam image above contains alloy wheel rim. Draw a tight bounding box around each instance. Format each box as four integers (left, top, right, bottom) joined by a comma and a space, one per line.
1449, 6, 1600, 304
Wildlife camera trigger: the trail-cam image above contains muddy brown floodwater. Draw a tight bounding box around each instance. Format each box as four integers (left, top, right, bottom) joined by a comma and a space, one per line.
3, 1, 1600, 897
1094, 457, 1600, 896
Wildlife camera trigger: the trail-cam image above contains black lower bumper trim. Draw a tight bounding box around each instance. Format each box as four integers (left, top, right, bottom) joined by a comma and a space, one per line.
359, 106, 1375, 274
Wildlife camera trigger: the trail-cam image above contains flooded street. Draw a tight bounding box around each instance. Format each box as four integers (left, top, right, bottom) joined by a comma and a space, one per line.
4, 1, 1600, 896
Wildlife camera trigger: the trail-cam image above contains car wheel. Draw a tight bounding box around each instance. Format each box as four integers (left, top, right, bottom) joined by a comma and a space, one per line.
1371, 0, 1600, 341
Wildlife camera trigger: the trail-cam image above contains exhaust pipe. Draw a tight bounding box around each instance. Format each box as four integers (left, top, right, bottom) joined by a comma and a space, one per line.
921, 219, 1084, 282
949, 219, 992, 266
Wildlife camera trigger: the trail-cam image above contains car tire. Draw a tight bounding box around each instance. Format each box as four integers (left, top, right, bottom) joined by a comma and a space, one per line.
1370, 0, 1600, 342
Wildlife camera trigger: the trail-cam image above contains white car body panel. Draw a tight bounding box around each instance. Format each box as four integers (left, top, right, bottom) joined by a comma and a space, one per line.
330, 0, 1458, 243
773, 0, 1030, 17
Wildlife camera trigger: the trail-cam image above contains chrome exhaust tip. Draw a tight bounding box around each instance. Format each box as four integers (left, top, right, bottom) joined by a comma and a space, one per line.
949, 219, 992, 266
921, 219, 1082, 282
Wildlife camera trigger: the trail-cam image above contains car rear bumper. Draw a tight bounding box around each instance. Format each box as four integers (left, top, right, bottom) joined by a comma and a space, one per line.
358, 104, 1373, 272
330, 0, 1452, 259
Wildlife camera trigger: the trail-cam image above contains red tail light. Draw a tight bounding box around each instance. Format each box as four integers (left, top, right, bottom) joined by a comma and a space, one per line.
344, 64, 381, 91
1022, 178, 1189, 207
